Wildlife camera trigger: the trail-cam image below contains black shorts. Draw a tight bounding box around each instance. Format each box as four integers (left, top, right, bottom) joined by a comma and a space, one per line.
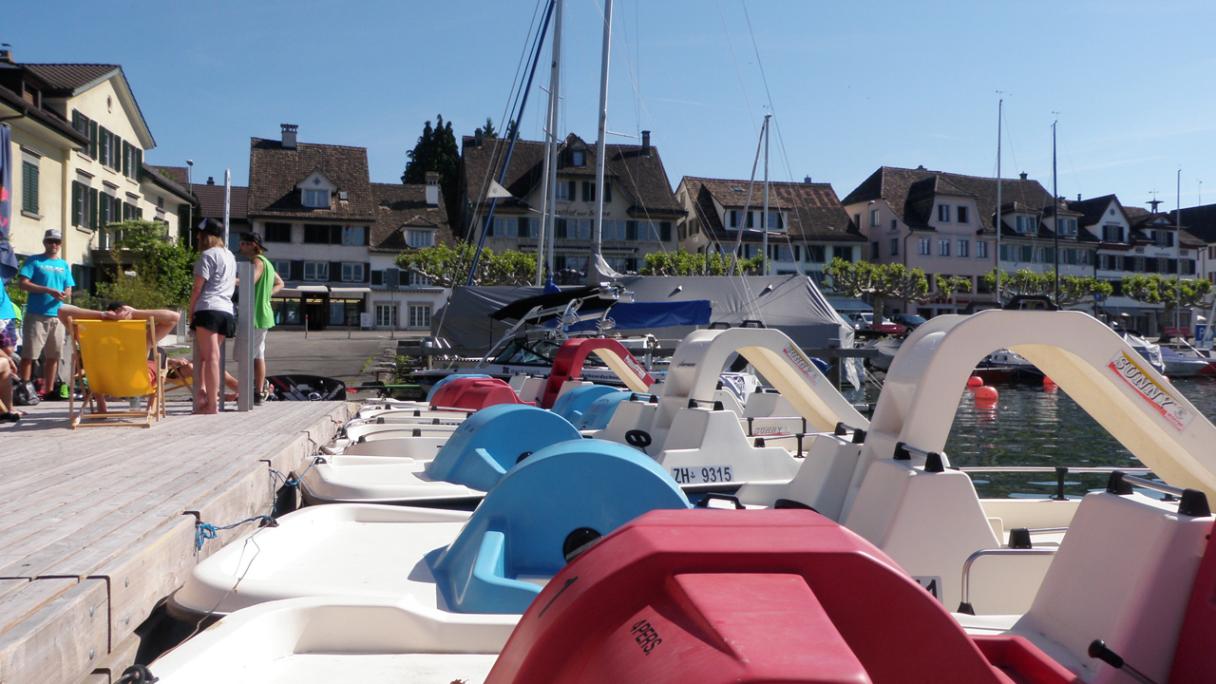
191, 309, 236, 337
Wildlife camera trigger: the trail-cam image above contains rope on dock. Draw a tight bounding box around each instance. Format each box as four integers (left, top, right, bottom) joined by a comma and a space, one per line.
270, 455, 326, 489
116, 664, 158, 683
194, 514, 277, 551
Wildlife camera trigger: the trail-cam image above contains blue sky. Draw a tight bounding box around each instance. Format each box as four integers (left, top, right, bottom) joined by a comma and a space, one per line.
10, 0, 1216, 210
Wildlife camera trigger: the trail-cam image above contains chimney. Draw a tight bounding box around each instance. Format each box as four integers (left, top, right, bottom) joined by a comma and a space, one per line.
424, 171, 440, 206
0, 44, 12, 64
1019, 172, 1028, 180
207, 176, 215, 185
641, 130, 651, 156
281, 123, 298, 149
803, 175, 813, 184
1076, 193, 1081, 201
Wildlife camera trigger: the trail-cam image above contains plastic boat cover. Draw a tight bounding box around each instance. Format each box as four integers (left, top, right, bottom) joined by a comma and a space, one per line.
564, 300, 711, 332
434, 274, 855, 353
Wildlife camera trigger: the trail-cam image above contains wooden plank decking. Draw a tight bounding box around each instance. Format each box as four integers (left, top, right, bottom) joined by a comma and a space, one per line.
0, 399, 349, 684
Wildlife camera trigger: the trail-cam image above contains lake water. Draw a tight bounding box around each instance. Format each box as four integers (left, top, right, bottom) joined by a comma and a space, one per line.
857, 377, 1216, 498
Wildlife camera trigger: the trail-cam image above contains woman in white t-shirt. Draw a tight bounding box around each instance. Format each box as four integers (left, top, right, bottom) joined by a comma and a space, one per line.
187, 219, 236, 414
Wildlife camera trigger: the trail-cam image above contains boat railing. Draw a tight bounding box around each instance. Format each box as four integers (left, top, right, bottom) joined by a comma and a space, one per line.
960, 465, 1152, 501
958, 547, 1057, 615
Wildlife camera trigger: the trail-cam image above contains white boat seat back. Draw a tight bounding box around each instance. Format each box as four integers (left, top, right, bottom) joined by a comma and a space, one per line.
655, 407, 800, 486
507, 374, 529, 392
775, 434, 862, 520
595, 397, 658, 444
742, 390, 796, 418
552, 379, 593, 402
843, 456, 999, 610
515, 376, 547, 404
711, 388, 745, 416
1014, 491, 1212, 683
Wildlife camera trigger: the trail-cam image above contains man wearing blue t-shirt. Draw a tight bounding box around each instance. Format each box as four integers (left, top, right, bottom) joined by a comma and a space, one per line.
18, 229, 74, 399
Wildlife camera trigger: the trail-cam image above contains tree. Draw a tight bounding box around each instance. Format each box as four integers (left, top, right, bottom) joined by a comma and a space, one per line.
876, 263, 930, 317
937, 274, 973, 306
94, 220, 195, 309
1058, 275, 1114, 308
395, 242, 537, 287
1122, 274, 1212, 334
825, 259, 927, 321
402, 114, 461, 224
640, 250, 762, 276
474, 117, 497, 139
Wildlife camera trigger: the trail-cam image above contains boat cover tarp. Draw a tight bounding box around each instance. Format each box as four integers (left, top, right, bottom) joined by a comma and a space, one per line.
434, 274, 855, 354
565, 300, 712, 332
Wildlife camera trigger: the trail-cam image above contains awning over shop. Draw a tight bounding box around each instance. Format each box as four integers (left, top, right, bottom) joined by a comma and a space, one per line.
329, 287, 372, 298
275, 285, 329, 297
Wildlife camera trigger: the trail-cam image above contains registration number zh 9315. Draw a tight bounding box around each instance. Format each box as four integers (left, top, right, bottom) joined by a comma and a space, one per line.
670, 465, 733, 485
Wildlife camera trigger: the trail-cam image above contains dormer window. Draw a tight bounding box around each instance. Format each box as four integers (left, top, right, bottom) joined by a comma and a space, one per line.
570, 150, 586, 167
1056, 218, 1077, 237
1015, 215, 1036, 234
303, 188, 330, 208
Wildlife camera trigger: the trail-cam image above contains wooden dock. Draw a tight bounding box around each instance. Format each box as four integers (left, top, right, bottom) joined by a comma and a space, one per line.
0, 399, 349, 684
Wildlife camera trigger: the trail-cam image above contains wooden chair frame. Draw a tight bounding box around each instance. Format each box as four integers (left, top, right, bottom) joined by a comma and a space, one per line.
67, 317, 166, 429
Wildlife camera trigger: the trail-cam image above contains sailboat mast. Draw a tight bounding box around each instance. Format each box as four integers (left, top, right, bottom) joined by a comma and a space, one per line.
995, 97, 1002, 303
762, 114, 771, 276
542, 0, 564, 283
536, 113, 552, 285
592, 0, 613, 268
1052, 118, 1059, 306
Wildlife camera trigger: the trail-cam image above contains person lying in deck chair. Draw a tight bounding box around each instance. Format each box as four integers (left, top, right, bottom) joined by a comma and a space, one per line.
0, 347, 18, 422
164, 357, 240, 401
59, 303, 180, 414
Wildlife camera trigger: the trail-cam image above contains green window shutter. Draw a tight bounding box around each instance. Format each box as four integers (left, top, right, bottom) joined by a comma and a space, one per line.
121, 141, 130, 176
71, 182, 82, 226
89, 188, 99, 228
135, 148, 143, 176
88, 120, 98, 158
21, 162, 39, 214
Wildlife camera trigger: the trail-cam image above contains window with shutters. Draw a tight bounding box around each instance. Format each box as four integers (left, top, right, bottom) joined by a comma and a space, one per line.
604, 181, 612, 203
406, 229, 435, 248
555, 180, 574, 201
303, 261, 329, 281
340, 262, 365, 282
918, 238, 930, 255
957, 206, 969, 224
938, 239, 950, 256
374, 303, 399, 328
976, 241, 988, 258
21, 160, 39, 214
265, 223, 292, 242
89, 188, 99, 229
581, 181, 594, 202
806, 245, 826, 263
408, 303, 432, 329
937, 205, 950, 222
957, 239, 969, 257
660, 222, 672, 242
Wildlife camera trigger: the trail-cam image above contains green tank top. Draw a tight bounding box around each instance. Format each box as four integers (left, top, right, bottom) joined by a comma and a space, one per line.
253, 254, 276, 329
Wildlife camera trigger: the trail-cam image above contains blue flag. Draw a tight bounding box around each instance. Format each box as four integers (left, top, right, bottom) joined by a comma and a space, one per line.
0, 123, 16, 280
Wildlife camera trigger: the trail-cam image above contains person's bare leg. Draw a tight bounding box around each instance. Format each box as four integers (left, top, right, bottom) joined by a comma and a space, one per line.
18, 356, 32, 382
254, 358, 267, 396
0, 357, 14, 413
195, 329, 221, 414
41, 355, 59, 396
123, 307, 180, 343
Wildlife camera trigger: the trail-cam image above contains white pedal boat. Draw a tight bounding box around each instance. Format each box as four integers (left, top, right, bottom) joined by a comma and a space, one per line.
301, 404, 585, 505
730, 310, 1216, 617
171, 438, 690, 618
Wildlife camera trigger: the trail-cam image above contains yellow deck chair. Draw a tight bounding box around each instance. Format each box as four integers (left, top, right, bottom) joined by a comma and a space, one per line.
68, 318, 165, 428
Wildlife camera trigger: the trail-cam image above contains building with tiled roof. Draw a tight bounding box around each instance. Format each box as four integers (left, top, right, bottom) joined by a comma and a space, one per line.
459, 131, 684, 278
193, 176, 251, 247
841, 165, 1147, 315
0, 48, 194, 290
675, 175, 863, 283
245, 124, 448, 330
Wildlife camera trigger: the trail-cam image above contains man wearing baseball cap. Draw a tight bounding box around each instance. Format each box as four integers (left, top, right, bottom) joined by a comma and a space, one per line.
17, 228, 74, 399
237, 231, 283, 404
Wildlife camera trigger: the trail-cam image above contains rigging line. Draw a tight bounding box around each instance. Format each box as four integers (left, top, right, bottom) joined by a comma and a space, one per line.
604, 0, 652, 141
466, 0, 556, 285
736, 2, 813, 278
467, 0, 550, 232
717, 0, 760, 136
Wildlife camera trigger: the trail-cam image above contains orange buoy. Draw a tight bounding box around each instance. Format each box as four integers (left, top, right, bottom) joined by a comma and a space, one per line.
966, 375, 984, 388
973, 385, 999, 404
